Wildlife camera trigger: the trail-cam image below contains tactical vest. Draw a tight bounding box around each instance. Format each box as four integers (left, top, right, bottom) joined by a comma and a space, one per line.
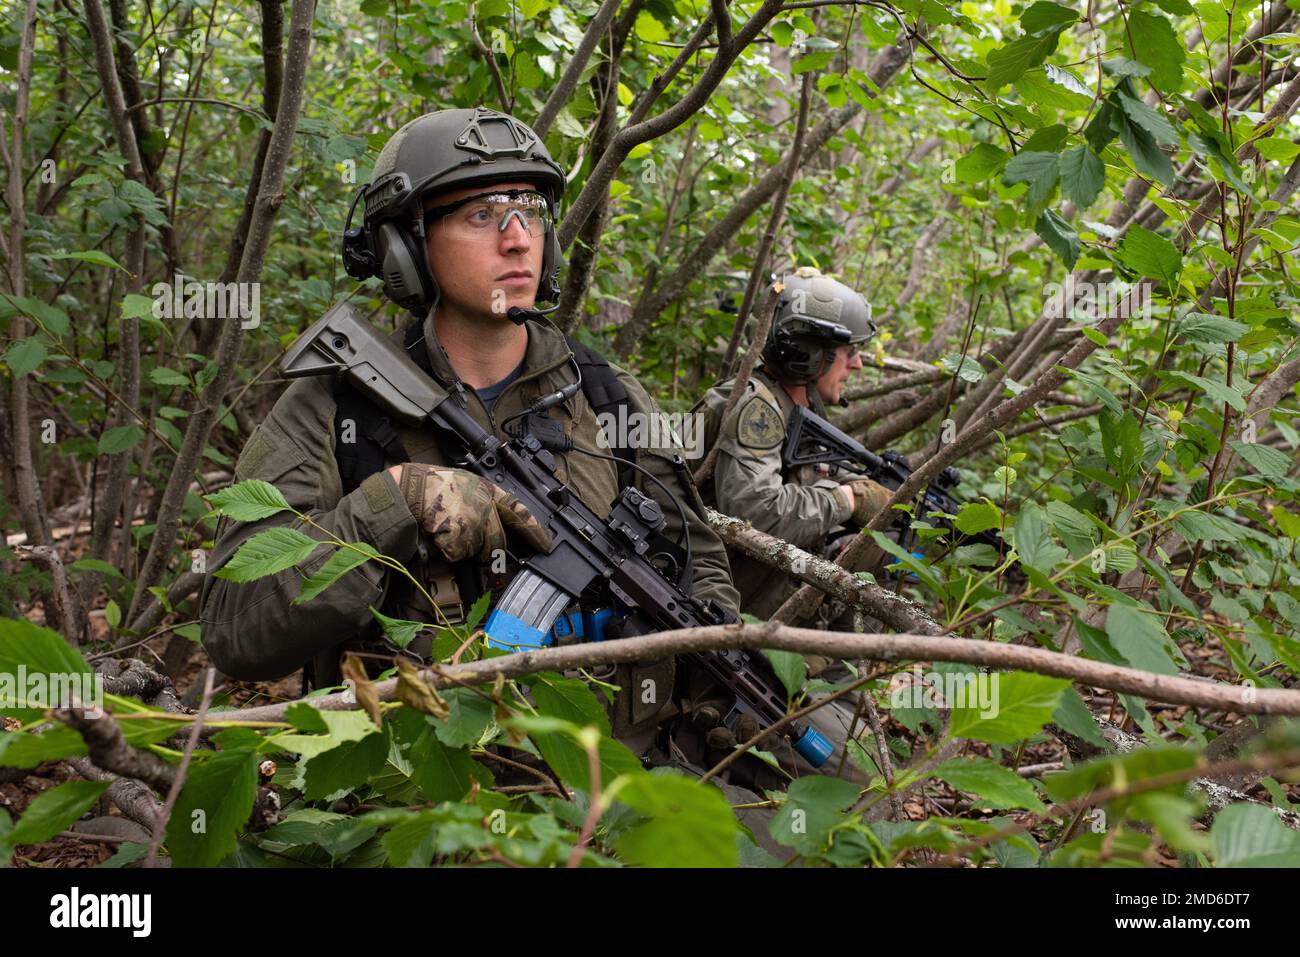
321, 320, 637, 678
333, 319, 635, 496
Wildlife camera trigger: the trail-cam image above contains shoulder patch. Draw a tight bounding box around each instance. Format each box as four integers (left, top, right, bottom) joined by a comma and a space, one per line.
736, 396, 784, 450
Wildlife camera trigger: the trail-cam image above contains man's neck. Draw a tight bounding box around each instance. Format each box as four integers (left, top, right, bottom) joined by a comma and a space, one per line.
433, 303, 528, 389
762, 366, 810, 408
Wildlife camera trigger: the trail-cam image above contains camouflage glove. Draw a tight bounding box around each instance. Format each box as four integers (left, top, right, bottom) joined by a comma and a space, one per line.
844, 478, 893, 526
396, 464, 552, 563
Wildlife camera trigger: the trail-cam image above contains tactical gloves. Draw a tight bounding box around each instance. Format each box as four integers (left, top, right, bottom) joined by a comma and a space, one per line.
394, 463, 552, 562
844, 478, 893, 526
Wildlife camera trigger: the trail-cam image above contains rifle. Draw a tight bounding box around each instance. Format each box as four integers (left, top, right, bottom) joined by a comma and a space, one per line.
782, 404, 1002, 554
281, 304, 834, 767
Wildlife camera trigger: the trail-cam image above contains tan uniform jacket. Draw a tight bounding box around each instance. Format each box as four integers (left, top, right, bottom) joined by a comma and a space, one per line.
698, 368, 855, 619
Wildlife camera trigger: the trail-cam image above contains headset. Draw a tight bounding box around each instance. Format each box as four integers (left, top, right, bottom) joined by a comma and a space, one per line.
341, 172, 562, 323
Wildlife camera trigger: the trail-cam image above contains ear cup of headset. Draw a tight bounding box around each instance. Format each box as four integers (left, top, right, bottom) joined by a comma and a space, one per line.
375, 221, 436, 312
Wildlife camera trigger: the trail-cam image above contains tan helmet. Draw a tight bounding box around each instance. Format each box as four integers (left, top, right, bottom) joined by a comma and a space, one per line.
761, 267, 876, 384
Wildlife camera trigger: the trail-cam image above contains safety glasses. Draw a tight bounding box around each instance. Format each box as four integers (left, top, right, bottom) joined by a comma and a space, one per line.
423, 188, 554, 242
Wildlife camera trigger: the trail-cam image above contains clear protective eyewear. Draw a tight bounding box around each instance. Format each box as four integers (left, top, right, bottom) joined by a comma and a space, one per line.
423, 188, 554, 242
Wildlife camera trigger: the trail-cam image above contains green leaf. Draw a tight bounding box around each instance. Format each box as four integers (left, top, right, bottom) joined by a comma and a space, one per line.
98, 841, 148, 868
1044, 745, 1197, 803
280, 708, 377, 759
0, 618, 93, 723
294, 543, 378, 604
986, 32, 1064, 90
1271, 506, 1300, 539
1035, 209, 1079, 268
1059, 145, 1105, 208
942, 353, 985, 382
1014, 502, 1068, 572
768, 775, 860, 855
1100, 409, 1143, 479
932, 757, 1045, 811
1119, 116, 1174, 186
1231, 440, 1290, 479
97, 424, 145, 455
213, 526, 325, 582
150, 367, 190, 387
792, 50, 835, 75
0, 726, 88, 768
4, 338, 47, 378
206, 478, 292, 522
1115, 91, 1178, 146
1103, 57, 1152, 79
1052, 686, 1108, 749
1169, 371, 1246, 412
955, 501, 1002, 535
434, 688, 495, 748
3, 780, 110, 852
1253, 136, 1300, 164
614, 772, 740, 867
527, 674, 644, 791
955, 143, 1008, 183
369, 607, 426, 650
1171, 508, 1246, 545
1130, 790, 1210, 853
817, 74, 847, 108
104, 599, 121, 629
1212, 803, 1300, 867
407, 725, 481, 803
634, 11, 667, 42
532, 673, 610, 735
120, 293, 156, 319
1116, 225, 1181, 287
0, 295, 72, 337
464, 591, 492, 631
49, 250, 126, 271
1043, 63, 1090, 96
1001, 150, 1059, 213
1127, 9, 1186, 92
1019, 1, 1079, 34
1177, 313, 1248, 344
280, 709, 388, 801
762, 649, 806, 698
166, 748, 258, 866
1106, 602, 1184, 676
950, 672, 1069, 745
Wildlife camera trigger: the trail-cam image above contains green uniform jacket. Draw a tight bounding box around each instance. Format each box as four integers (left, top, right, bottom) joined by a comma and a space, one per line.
200, 313, 739, 742
698, 368, 854, 619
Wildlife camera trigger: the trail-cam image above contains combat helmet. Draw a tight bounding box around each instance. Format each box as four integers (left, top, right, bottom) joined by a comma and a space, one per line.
341, 107, 566, 313
761, 266, 876, 384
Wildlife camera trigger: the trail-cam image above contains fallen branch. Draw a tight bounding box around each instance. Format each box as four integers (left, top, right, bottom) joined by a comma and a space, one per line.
224, 624, 1300, 725
706, 507, 943, 635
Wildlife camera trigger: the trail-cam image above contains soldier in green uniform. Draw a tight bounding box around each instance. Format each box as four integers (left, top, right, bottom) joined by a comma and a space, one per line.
200, 107, 739, 758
